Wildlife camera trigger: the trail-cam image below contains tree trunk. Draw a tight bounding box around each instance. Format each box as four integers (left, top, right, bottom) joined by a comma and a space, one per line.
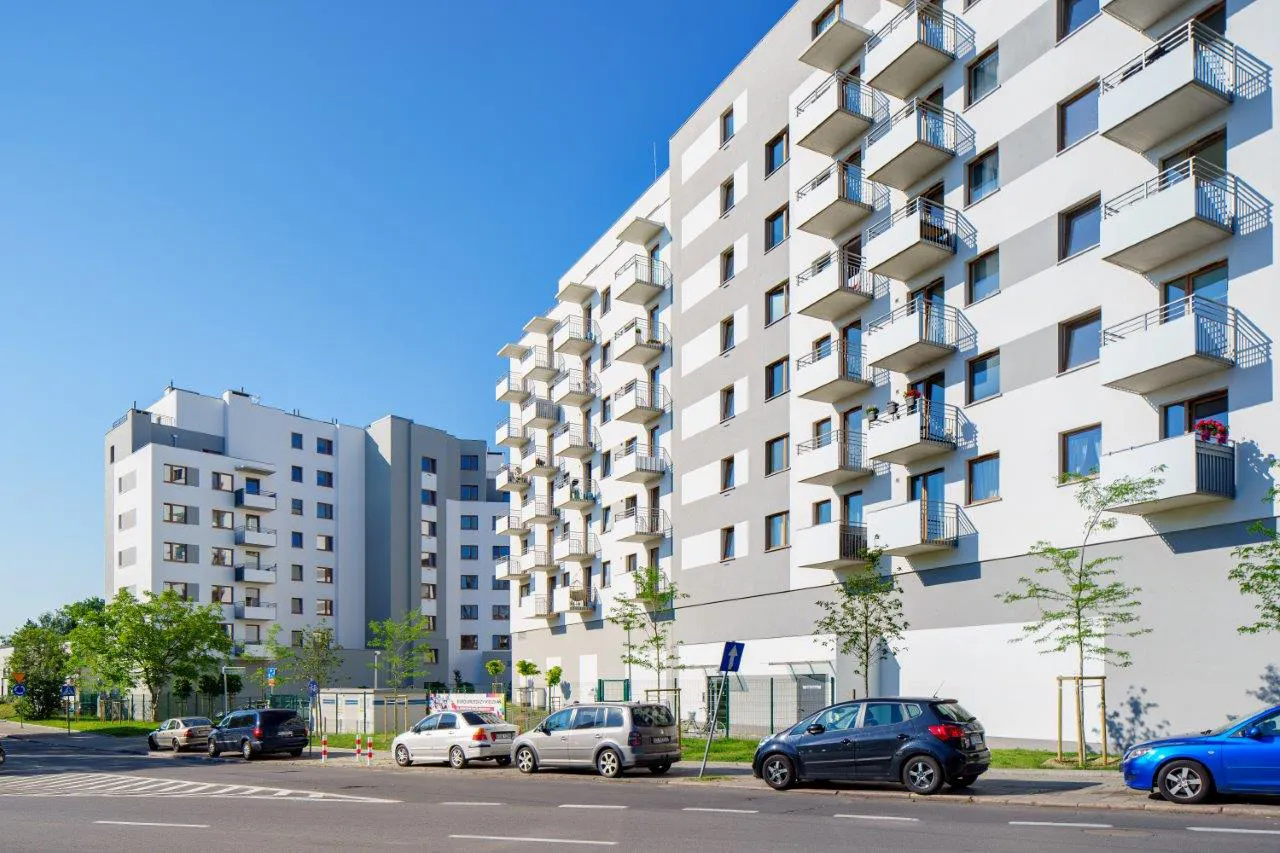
1076, 645, 1087, 768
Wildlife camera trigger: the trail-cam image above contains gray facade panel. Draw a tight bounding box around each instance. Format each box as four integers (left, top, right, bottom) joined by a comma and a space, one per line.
1000, 211, 1058, 291
999, 322, 1062, 394
999, 106, 1057, 187
999, 1, 1056, 84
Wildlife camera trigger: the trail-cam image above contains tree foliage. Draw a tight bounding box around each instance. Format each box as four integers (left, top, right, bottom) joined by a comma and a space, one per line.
814, 549, 907, 698
605, 572, 688, 689
286, 622, 343, 689
17, 597, 106, 640
9, 624, 70, 719
367, 611, 434, 692
484, 659, 507, 679
515, 659, 541, 680
1229, 477, 1280, 635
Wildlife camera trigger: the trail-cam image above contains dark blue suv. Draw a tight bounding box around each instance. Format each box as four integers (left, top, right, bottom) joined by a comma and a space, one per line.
207, 709, 308, 761
752, 697, 990, 793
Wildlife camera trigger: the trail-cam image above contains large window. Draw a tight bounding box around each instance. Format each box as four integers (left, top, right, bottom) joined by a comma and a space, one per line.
460, 605, 479, 621
461, 514, 479, 530
422, 489, 437, 506
461, 574, 479, 590
163, 581, 189, 600
765, 284, 789, 325
967, 454, 1001, 504
421, 456, 437, 474
316, 534, 334, 552
1061, 425, 1102, 478
1059, 0, 1099, 40
461, 454, 479, 471
164, 464, 189, 485
765, 130, 789, 175
1060, 310, 1101, 372
966, 47, 999, 105
813, 500, 832, 525
291, 432, 303, 450
316, 437, 334, 455
765, 358, 789, 399
967, 148, 999, 204
317, 502, 334, 520
162, 542, 189, 563
291, 465, 303, 483
765, 206, 789, 251
316, 599, 334, 617
968, 351, 1001, 403
967, 250, 999, 304
461, 484, 479, 501
1059, 196, 1101, 259
162, 503, 188, 524
765, 435, 789, 475
316, 470, 334, 488
1058, 85, 1098, 150
765, 512, 790, 551
1163, 390, 1228, 439
461, 545, 479, 560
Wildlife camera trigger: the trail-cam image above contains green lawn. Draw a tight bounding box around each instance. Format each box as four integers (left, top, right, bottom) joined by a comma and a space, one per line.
989, 748, 1120, 771
21, 719, 156, 738
673, 740, 1119, 771
680, 737, 759, 763
313, 732, 397, 751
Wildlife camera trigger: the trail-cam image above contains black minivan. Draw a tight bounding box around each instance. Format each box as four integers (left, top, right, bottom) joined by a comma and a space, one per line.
208, 709, 308, 760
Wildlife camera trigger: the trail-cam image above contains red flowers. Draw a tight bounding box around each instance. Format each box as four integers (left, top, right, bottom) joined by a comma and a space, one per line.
1194, 419, 1229, 444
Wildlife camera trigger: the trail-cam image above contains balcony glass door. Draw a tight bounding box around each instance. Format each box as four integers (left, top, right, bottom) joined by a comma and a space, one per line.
911, 280, 946, 347
245, 477, 261, 495
246, 515, 261, 531
842, 407, 863, 468
909, 469, 946, 541
1163, 263, 1230, 355
842, 491, 864, 525
911, 373, 947, 442
842, 322, 861, 380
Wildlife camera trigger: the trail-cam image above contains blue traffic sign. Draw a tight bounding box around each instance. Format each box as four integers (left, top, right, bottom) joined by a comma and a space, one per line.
266, 667, 277, 679
11, 684, 26, 697
61, 685, 76, 698
308, 679, 319, 697
718, 641, 745, 674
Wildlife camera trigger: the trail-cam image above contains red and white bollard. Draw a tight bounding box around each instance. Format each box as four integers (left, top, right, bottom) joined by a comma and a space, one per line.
366, 739, 374, 767
321, 735, 328, 765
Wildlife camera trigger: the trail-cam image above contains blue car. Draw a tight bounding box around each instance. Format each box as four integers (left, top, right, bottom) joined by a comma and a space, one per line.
752, 697, 990, 794
1122, 703, 1280, 804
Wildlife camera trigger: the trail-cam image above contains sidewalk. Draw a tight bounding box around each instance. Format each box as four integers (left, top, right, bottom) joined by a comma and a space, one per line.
0, 719, 149, 755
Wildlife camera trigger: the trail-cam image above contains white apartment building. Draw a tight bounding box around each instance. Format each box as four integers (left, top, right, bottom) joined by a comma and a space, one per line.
105, 386, 511, 690
502, 0, 1279, 740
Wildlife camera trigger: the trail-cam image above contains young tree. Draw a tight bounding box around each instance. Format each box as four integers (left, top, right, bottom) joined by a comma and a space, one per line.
515, 659, 540, 683
247, 623, 289, 700
287, 623, 343, 689
605, 569, 688, 695
997, 471, 1161, 766
368, 611, 434, 731
546, 665, 564, 701
485, 659, 507, 693
814, 549, 907, 699
1229, 477, 1280, 636
8, 624, 70, 719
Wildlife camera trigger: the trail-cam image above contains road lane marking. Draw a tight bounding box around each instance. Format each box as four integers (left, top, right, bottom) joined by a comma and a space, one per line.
558, 804, 627, 810
450, 835, 615, 847
441, 801, 505, 806
95, 821, 209, 829
1188, 827, 1280, 836
0, 772, 399, 803
1009, 821, 1113, 829
683, 807, 759, 814
835, 814, 920, 822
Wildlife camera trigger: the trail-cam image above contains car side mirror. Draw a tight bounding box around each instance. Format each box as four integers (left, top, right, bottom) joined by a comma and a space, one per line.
411, 726, 420, 734
539, 724, 550, 735
1243, 726, 1263, 739
806, 723, 825, 735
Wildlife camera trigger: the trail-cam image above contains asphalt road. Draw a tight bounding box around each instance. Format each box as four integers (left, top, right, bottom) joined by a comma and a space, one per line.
2, 734, 1279, 852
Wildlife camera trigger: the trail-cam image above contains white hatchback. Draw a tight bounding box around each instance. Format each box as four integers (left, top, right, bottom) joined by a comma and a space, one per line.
392, 710, 519, 769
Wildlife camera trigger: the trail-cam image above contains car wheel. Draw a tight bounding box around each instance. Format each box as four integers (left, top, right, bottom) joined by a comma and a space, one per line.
903, 755, 944, 795
240, 740, 255, 761
649, 762, 671, 776
948, 775, 977, 790
394, 745, 413, 767
1158, 760, 1213, 805
449, 746, 468, 769
147, 736, 157, 752
207, 740, 220, 758
495, 756, 512, 767
171, 738, 182, 754
288, 749, 303, 758
515, 746, 537, 774
595, 747, 622, 779
761, 754, 795, 791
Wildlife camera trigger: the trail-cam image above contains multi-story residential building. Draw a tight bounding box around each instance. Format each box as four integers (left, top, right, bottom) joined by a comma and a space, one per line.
105, 386, 511, 690
503, 0, 1278, 740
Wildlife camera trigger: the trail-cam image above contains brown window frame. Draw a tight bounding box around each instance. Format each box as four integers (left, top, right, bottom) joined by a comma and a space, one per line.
1059, 423, 1102, 479
966, 453, 1001, 506
1058, 309, 1102, 373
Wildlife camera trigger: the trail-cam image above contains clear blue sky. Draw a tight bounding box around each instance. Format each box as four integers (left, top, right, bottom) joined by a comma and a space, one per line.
0, 1, 792, 636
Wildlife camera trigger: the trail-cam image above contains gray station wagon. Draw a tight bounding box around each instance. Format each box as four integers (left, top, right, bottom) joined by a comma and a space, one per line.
511, 702, 680, 778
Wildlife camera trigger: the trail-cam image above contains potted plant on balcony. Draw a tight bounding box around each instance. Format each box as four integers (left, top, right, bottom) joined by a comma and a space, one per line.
1195, 418, 1229, 444
903, 387, 921, 413
866, 405, 880, 422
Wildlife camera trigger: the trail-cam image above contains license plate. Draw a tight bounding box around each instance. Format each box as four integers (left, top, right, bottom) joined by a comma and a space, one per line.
652, 736, 671, 744
968, 735, 983, 748
494, 733, 513, 741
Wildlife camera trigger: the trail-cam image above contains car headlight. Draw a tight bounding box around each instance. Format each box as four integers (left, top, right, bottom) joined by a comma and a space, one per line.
1125, 747, 1152, 760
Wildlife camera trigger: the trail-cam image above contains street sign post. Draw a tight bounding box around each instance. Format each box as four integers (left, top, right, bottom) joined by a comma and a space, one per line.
221, 665, 247, 717
61, 683, 76, 734
11, 684, 26, 697
12, 672, 25, 684
700, 641, 746, 778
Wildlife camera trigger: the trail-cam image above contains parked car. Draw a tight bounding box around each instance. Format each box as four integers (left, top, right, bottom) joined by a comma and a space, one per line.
207, 708, 308, 760
392, 710, 518, 769
752, 697, 990, 794
147, 717, 213, 752
1122, 703, 1280, 804
511, 702, 681, 778
0, 739, 6, 768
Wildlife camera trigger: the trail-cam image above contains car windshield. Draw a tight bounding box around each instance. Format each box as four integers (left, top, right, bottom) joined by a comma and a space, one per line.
462, 712, 504, 726
181, 718, 212, 726
933, 702, 976, 723
631, 705, 675, 727
1203, 708, 1270, 736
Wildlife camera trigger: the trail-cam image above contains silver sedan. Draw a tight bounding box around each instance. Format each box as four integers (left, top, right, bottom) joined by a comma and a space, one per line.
392, 710, 518, 769
148, 717, 214, 752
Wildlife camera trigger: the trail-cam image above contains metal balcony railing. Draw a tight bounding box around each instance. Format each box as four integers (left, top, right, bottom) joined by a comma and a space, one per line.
237, 600, 277, 612
612, 506, 671, 537
234, 563, 276, 577
797, 248, 879, 301
554, 315, 601, 344
555, 473, 600, 502
795, 72, 887, 122
552, 422, 600, 450
556, 530, 600, 554
917, 501, 959, 544
521, 397, 560, 422
496, 373, 526, 395
520, 443, 553, 467
496, 462, 529, 485
1103, 157, 1261, 230
568, 582, 597, 611
614, 318, 671, 348
1101, 295, 1241, 362
867, 98, 973, 152
796, 341, 871, 384
865, 197, 971, 251
797, 162, 889, 211
837, 523, 870, 560
796, 430, 869, 470
1196, 440, 1236, 498
552, 369, 600, 397
867, 301, 962, 349
866, 1, 961, 57
614, 380, 672, 413
496, 418, 524, 442
1100, 21, 1268, 101
528, 345, 556, 372
523, 548, 553, 569
522, 500, 557, 524
868, 399, 959, 445
615, 255, 672, 289
234, 525, 277, 537
529, 595, 551, 617
614, 442, 671, 473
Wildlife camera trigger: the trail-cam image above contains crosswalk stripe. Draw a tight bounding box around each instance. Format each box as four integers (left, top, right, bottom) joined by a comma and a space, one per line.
0, 772, 399, 803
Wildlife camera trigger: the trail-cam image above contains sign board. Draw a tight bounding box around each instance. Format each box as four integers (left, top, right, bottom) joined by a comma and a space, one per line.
267, 678, 277, 689
61, 685, 76, 699
266, 667, 277, 679
308, 679, 319, 698
12, 672, 24, 684
428, 693, 506, 718
719, 641, 745, 674
12, 684, 26, 697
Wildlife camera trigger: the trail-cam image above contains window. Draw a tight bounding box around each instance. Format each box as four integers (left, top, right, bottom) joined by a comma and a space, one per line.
291, 631, 304, 648
493, 577, 510, 591
461, 545, 479, 560
163, 581, 189, 599
291, 531, 304, 548
720, 107, 734, 144
461, 574, 479, 590
211, 585, 233, 604
813, 1, 840, 36
1058, 84, 1098, 150
163, 464, 189, 485
765, 435, 789, 475
213, 509, 233, 529
422, 552, 437, 568
461, 604, 479, 620
492, 544, 510, 559
1162, 390, 1229, 439
600, 342, 611, 369
424, 647, 440, 665
162, 503, 188, 524
813, 500, 832, 525
316, 534, 334, 552
317, 567, 333, 584
211, 471, 232, 491
461, 454, 479, 471
316, 470, 333, 488
720, 316, 735, 352
291, 597, 304, 615
317, 599, 334, 617
1060, 310, 1102, 372
765, 129, 788, 175
765, 511, 790, 551
968, 454, 1001, 504
1061, 425, 1102, 478
291, 465, 303, 483
721, 526, 736, 560
765, 284, 788, 325
720, 385, 736, 422
493, 604, 510, 621
1059, 196, 1100, 260
290, 498, 303, 516
491, 635, 511, 651
968, 351, 1001, 403
765, 206, 789, 251
720, 247, 735, 284
765, 358, 789, 400
316, 437, 333, 455
291, 564, 304, 581
721, 177, 735, 214
601, 287, 611, 314
461, 514, 479, 531
601, 451, 612, 477
601, 561, 611, 587
601, 396, 612, 423
291, 432, 303, 450
967, 250, 999, 304
461, 484, 479, 501
421, 583, 437, 600
317, 502, 334, 520
163, 542, 189, 562
966, 47, 999, 105
423, 615, 437, 631
1059, 0, 1098, 39
421, 456, 437, 474
211, 547, 233, 567
625, 553, 638, 574
422, 489, 437, 506
967, 148, 999, 204
721, 456, 735, 491
460, 635, 479, 651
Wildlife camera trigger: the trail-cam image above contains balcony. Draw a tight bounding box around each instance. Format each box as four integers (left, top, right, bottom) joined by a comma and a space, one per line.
794, 73, 884, 155
617, 215, 665, 246
551, 370, 599, 407
871, 500, 960, 555
619, 567, 674, 608
520, 595, 555, 620
525, 548, 556, 573
524, 313, 556, 336
519, 444, 557, 477
867, 401, 958, 464
495, 418, 527, 449
795, 431, 874, 487
553, 316, 600, 356
495, 555, 529, 581
495, 372, 529, 404
865, 100, 970, 192
234, 526, 277, 548
522, 499, 558, 528
800, 4, 873, 71
795, 249, 878, 320
864, 199, 968, 281
615, 255, 672, 306
795, 522, 870, 570
1101, 159, 1260, 274
1102, 434, 1235, 514
796, 164, 888, 239
866, 303, 962, 372
1100, 297, 1242, 394
521, 397, 560, 430
498, 341, 528, 360
556, 279, 594, 305
611, 507, 671, 544
235, 564, 277, 584
235, 601, 277, 621
1102, 0, 1186, 31
864, 2, 966, 101
614, 319, 669, 365
795, 343, 874, 403
565, 583, 598, 613
553, 532, 599, 563
1099, 24, 1264, 152
496, 513, 523, 536
495, 463, 531, 494
614, 444, 670, 484
240, 643, 267, 659
234, 488, 277, 512
554, 476, 599, 511
552, 423, 599, 460
613, 381, 670, 424
526, 346, 558, 383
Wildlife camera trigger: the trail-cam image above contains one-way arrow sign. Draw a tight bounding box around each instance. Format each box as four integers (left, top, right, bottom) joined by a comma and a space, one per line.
718, 641, 745, 674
